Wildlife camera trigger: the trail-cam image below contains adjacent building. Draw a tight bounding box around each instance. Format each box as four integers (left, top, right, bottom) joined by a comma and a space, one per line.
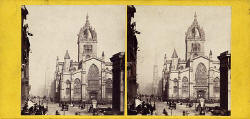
162, 13, 220, 101
53, 15, 113, 103
127, 5, 139, 105
21, 5, 32, 107
218, 51, 231, 112
110, 52, 125, 114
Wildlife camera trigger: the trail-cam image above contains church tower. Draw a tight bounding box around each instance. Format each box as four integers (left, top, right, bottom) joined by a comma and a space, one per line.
77, 14, 97, 62
185, 12, 205, 60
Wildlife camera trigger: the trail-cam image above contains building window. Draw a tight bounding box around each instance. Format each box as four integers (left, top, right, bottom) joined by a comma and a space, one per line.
214, 77, 220, 93
182, 77, 189, 94
74, 78, 81, 95
84, 45, 92, 53
66, 80, 71, 95
105, 78, 112, 98
195, 63, 207, 86
87, 64, 100, 90
191, 43, 201, 52
173, 78, 178, 94
55, 79, 59, 92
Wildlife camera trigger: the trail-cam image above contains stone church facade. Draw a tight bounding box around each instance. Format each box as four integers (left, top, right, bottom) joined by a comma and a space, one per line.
53, 15, 112, 103
162, 13, 220, 101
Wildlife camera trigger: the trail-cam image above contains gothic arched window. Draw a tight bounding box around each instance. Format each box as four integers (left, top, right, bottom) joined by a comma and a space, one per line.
195, 63, 207, 86
182, 77, 189, 94
87, 64, 100, 90
74, 78, 81, 95
197, 43, 200, 51
214, 77, 220, 93
55, 79, 59, 93
105, 78, 112, 99
66, 80, 71, 95
173, 78, 178, 94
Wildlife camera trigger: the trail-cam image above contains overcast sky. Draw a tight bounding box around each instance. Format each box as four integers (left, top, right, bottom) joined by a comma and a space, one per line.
26, 5, 125, 96
134, 6, 231, 94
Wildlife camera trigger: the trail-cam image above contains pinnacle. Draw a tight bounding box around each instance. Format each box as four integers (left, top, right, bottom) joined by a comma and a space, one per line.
171, 49, 178, 58
64, 50, 70, 59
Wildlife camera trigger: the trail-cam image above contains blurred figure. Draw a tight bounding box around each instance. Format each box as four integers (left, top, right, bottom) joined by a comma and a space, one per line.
55, 110, 60, 115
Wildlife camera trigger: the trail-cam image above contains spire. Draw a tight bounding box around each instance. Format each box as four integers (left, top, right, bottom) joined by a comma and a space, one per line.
194, 11, 197, 20
193, 12, 198, 25
64, 50, 70, 59
56, 56, 59, 61
209, 50, 212, 56
171, 49, 178, 58
85, 13, 90, 26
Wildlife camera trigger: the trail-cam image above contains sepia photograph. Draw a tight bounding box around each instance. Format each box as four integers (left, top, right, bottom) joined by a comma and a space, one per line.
21, 5, 125, 115
127, 5, 231, 116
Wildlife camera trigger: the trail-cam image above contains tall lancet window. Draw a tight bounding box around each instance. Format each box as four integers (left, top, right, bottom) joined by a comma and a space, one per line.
173, 78, 178, 94
74, 78, 81, 95
87, 64, 100, 90
214, 77, 220, 93
182, 77, 189, 96
66, 80, 71, 95
195, 63, 207, 86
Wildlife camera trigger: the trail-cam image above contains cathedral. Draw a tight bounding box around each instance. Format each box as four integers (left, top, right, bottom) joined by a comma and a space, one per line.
162, 13, 220, 101
53, 14, 113, 103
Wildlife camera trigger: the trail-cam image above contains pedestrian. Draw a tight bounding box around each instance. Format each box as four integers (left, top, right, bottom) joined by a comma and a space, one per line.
163, 108, 168, 115
153, 102, 156, 110
55, 110, 60, 115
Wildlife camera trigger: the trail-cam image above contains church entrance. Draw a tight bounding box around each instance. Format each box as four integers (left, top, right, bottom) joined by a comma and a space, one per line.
197, 90, 206, 99
89, 91, 98, 100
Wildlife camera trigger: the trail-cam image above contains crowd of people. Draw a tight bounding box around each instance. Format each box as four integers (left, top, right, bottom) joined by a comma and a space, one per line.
21, 102, 48, 115
56, 100, 113, 115
128, 101, 156, 115
128, 94, 224, 116
128, 95, 158, 115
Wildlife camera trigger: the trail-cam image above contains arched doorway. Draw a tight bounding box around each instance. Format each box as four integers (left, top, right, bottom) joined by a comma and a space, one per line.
87, 64, 100, 100
197, 90, 206, 99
